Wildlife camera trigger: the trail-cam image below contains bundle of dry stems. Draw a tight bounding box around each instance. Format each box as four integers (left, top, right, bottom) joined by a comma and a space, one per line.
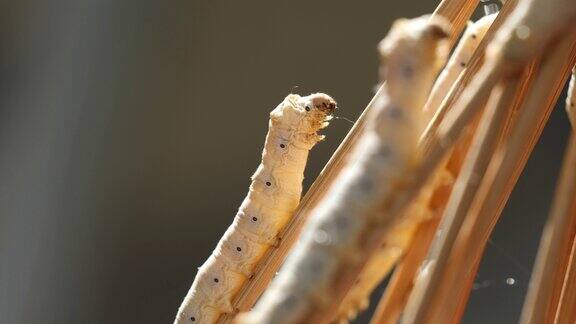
176, 0, 576, 322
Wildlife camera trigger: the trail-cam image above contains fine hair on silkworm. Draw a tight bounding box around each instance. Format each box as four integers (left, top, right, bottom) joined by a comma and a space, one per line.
238, 15, 451, 324
174, 93, 336, 324
332, 13, 498, 321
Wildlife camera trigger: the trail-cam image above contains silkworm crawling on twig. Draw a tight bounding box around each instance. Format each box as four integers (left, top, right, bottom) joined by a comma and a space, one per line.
238, 15, 451, 324
174, 93, 336, 324
566, 67, 576, 129
424, 13, 497, 119
333, 15, 497, 321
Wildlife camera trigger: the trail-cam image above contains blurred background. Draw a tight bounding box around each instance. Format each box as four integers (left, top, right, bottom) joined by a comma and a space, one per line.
0, 1, 570, 323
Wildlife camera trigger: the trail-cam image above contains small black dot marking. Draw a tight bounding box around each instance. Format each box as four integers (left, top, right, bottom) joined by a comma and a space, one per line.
401, 64, 414, 78
571, 102, 574, 107
265, 181, 271, 186
273, 236, 282, 248
359, 176, 374, 192
252, 216, 258, 221
335, 216, 349, 230
284, 294, 297, 308
280, 144, 286, 148
471, 34, 477, 39
190, 317, 196, 322
310, 259, 322, 271
236, 246, 242, 252
305, 105, 311, 111
213, 278, 219, 283
387, 106, 403, 120
460, 62, 466, 67
380, 145, 392, 158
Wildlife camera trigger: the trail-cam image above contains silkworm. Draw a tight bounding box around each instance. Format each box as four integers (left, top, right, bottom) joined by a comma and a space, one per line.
174, 93, 336, 324
333, 14, 497, 321
238, 15, 450, 324
567, 67, 576, 128
424, 13, 497, 118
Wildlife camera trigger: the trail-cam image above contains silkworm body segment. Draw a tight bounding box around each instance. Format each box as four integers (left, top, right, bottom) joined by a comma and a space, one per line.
174, 93, 336, 324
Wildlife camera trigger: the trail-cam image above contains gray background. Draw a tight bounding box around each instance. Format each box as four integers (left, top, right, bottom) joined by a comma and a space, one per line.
0, 1, 570, 323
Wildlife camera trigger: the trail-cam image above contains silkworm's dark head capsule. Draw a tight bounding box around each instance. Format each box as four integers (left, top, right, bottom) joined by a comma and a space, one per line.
309, 93, 337, 114
297, 93, 337, 115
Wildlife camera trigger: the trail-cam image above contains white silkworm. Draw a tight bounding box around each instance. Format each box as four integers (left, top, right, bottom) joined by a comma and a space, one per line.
334, 14, 497, 321
174, 93, 336, 324
566, 67, 576, 128
239, 15, 450, 324
424, 13, 497, 118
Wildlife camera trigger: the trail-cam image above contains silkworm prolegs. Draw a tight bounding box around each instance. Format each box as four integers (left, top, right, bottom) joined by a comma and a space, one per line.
174, 93, 336, 324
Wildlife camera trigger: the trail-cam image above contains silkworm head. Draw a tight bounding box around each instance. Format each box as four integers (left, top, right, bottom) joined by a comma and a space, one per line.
378, 15, 451, 104
298, 93, 337, 115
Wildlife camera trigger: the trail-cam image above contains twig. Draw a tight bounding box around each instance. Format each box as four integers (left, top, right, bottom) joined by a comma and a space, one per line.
520, 117, 576, 324
401, 72, 522, 324
555, 213, 576, 324
405, 35, 576, 324
451, 37, 576, 324
370, 218, 439, 324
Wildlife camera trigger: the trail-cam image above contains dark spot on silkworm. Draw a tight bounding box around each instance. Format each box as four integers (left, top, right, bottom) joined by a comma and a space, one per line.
273, 236, 282, 248
190, 316, 196, 322
248, 273, 255, 279
335, 215, 350, 231
236, 246, 242, 252
387, 105, 403, 120
471, 34, 477, 39
280, 144, 286, 148
252, 216, 258, 221
460, 62, 466, 67
310, 259, 322, 272
571, 102, 574, 107
401, 64, 414, 78
359, 176, 374, 192
305, 105, 311, 111
284, 294, 297, 308
266, 181, 271, 186
380, 145, 392, 159
213, 278, 219, 283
